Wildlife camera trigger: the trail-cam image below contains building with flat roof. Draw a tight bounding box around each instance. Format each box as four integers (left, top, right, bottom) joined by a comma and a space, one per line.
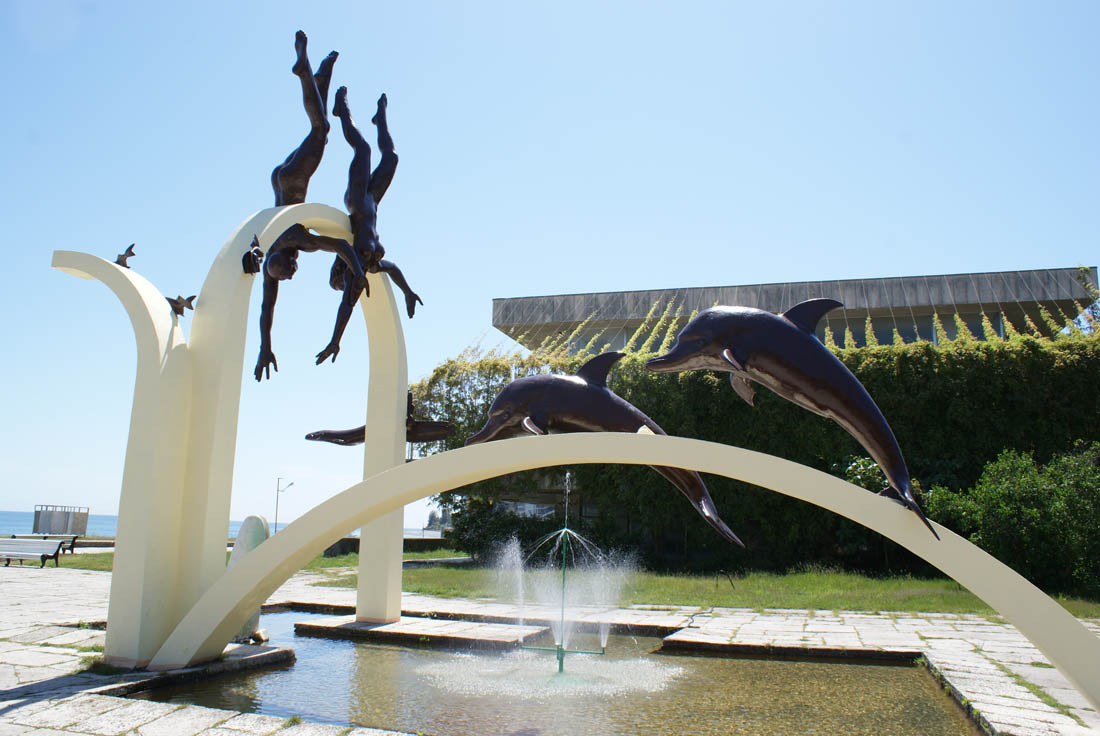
492, 267, 1098, 351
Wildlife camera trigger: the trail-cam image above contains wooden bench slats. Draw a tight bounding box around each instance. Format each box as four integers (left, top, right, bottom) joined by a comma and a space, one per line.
9, 535, 79, 553
0, 539, 65, 568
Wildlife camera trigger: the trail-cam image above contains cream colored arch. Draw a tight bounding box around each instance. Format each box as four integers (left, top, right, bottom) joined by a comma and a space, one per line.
148, 432, 1100, 711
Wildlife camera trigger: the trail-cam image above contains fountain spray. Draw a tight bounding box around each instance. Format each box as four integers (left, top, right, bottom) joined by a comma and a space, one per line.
521, 471, 606, 673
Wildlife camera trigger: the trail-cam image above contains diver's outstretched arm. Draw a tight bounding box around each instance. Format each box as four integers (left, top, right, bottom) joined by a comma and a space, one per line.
316, 275, 364, 364
255, 275, 280, 381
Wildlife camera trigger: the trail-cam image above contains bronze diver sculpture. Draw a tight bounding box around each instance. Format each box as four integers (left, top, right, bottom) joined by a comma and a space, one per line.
254, 31, 369, 381
314, 87, 422, 366
465, 352, 744, 547
646, 298, 939, 539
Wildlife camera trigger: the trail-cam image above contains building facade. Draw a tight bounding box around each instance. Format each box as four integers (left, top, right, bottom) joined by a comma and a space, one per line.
492, 267, 1098, 352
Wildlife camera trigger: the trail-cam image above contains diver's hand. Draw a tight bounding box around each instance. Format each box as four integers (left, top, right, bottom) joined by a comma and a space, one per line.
315, 342, 340, 365
254, 348, 278, 381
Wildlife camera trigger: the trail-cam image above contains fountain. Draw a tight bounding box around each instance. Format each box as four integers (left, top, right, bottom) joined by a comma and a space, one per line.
499, 473, 626, 673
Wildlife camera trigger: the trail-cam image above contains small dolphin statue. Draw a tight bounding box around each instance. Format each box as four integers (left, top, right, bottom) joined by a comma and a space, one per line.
306, 392, 455, 446
166, 295, 196, 317
646, 299, 938, 540
114, 243, 135, 268
466, 351, 744, 547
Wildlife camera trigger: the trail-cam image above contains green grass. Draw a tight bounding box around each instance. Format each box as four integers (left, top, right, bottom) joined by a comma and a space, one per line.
60, 551, 1100, 619
318, 565, 1100, 618
59, 553, 114, 571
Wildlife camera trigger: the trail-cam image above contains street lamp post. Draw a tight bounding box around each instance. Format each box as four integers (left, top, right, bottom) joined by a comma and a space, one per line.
273, 477, 294, 534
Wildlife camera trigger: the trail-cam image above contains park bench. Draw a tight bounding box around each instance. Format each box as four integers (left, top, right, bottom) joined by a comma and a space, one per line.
10, 534, 80, 554
0, 539, 65, 568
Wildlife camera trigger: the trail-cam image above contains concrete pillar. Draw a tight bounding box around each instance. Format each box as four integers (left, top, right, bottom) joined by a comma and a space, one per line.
354, 273, 408, 623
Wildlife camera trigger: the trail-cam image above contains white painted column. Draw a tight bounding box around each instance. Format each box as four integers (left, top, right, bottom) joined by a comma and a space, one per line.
355, 273, 408, 623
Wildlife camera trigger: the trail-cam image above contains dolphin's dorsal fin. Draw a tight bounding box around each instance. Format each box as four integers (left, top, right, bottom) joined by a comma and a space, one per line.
575, 351, 625, 387
782, 298, 843, 333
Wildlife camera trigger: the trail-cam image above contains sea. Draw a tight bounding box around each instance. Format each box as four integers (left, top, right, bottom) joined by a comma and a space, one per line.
0, 510, 441, 540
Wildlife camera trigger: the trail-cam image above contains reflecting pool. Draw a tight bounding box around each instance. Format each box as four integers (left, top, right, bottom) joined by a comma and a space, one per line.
134, 611, 979, 735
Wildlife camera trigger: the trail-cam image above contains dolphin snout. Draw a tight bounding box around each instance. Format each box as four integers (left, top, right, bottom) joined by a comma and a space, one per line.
646, 338, 706, 373
466, 414, 511, 446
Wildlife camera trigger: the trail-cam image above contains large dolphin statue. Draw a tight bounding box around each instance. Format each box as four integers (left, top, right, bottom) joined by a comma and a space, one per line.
466, 351, 744, 547
646, 299, 938, 540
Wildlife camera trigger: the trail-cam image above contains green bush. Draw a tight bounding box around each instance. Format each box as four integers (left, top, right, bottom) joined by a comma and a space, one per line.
950, 443, 1100, 597
414, 319, 1100, 576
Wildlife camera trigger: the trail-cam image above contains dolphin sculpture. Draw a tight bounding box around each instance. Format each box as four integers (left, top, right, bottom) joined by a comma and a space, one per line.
306, 392, 455, 446
646, 299, 939, 539
465, 351, 744, 547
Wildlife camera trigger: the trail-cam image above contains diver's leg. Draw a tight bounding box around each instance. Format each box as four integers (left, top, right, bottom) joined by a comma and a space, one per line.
292, 30, 327, 131
314, 50, 339, 116
368, 93, 399, 203
333, 87, 372, 217
272, 32, 331, 205
377, 259, 422, 318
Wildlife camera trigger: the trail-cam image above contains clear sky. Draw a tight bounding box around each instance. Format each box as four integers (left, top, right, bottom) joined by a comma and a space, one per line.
1, 1, 1097, 530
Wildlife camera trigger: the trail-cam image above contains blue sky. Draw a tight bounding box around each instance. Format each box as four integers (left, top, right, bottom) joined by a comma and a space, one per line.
1, 1, 1097, 529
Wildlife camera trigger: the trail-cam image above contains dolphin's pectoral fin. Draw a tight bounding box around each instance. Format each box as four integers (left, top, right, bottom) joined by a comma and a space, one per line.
575, 351, 625, 387
721, 347, 747, 371
521, 416, 547, 435
782, 298, 843, 334
730, 375, 755, 406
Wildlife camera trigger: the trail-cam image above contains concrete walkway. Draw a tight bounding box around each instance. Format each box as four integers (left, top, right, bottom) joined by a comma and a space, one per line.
1, 567, 1098, 736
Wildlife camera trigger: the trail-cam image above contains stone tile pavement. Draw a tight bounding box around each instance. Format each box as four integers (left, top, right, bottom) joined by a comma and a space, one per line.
2, 566, 1099, 735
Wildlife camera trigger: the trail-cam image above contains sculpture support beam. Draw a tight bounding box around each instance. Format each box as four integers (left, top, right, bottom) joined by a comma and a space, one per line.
147, 433, 1100, 715
355, 270, 408, 623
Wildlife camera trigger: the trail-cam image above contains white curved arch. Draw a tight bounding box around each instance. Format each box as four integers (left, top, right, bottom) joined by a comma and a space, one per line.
51, 250, 192, 665
148, 433, 1100, 711
173, 203, 358, 610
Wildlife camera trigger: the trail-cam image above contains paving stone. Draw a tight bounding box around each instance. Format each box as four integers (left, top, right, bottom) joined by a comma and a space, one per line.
1047, 686, 1095, 712
137, 705, 231, 736
0, 651, 77, 668
38, 631, 102, 647
12, 695, 124, 728
216, 712, 287, 734
280, 723, 349, 736
0, 723, 31, 736
7, 630, 72, 645
1070, 707, 1100, 730
971, 701, 1080, 729
70, 699, 180, 735
0, 698, 55, 720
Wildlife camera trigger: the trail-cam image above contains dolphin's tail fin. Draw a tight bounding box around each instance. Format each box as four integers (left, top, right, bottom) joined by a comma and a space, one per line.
650, 464, 745, 548
881, 484, 940, 541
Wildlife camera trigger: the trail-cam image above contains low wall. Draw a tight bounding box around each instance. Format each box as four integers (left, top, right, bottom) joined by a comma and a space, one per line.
322, 535, 451, 557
